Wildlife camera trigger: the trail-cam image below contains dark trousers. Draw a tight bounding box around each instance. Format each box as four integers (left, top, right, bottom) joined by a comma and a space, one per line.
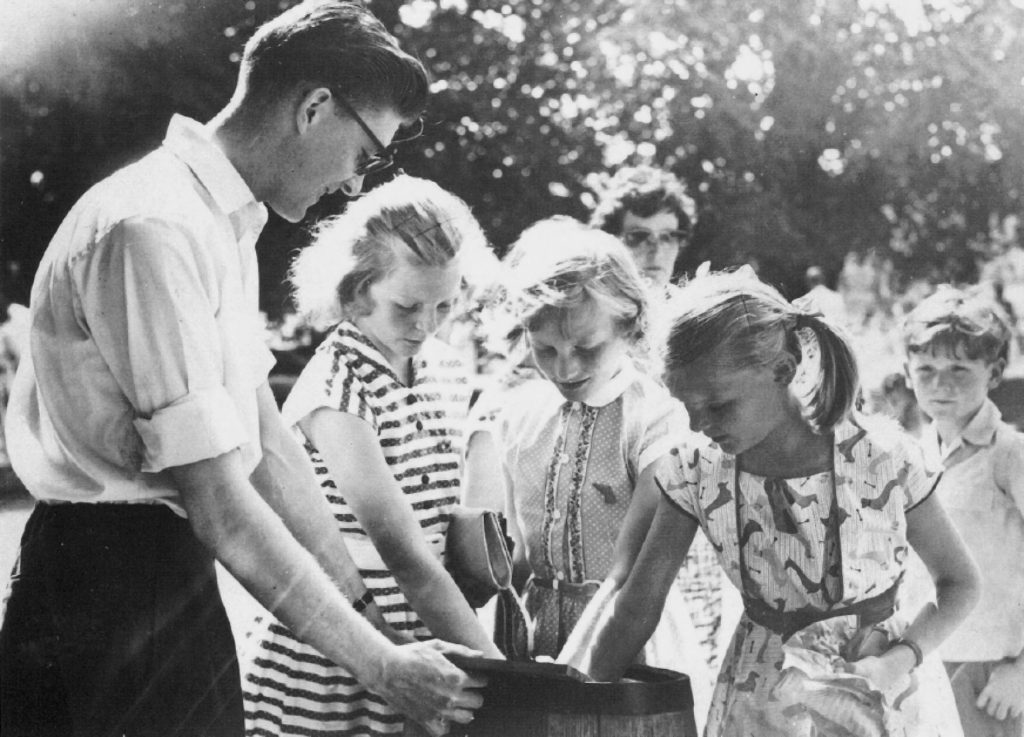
0, 502, 244, 737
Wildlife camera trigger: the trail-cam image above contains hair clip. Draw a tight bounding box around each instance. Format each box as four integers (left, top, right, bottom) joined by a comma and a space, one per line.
392, 214, 467, 260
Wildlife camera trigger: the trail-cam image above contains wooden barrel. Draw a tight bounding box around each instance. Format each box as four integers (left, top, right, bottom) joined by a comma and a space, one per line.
407, 656, 697, 737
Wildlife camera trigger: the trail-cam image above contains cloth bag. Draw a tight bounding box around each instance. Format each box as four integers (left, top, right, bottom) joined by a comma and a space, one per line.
445, 507, 514, 608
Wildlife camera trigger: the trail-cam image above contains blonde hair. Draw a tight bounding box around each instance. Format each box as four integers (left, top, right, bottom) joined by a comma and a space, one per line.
504, 216, 648, 343
661, 269, 859, 432
290, 175, 488, 328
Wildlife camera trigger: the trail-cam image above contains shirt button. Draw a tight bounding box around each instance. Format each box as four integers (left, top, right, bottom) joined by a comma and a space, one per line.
421, 474, 430, 485
558, 453, 570, 465
552, 509, 561, 521
416, 420, 424, 431
555, 571, 565, 581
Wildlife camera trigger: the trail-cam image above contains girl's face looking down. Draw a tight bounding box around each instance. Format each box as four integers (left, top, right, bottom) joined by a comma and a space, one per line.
666, 353, 790, 457
356, 254, 462, 370
527, 301, 632, 404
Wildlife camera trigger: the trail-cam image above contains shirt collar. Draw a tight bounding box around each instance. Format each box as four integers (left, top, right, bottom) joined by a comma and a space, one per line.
335, 321, 394, 373
942, 398, 1001, 452
574, 359, 639, 409
334, 321, 439, 387
161, 114, 266, 224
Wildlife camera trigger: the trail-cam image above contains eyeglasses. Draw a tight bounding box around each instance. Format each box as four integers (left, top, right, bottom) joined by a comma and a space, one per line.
331, 89, 424, 178
621, 228, 688, 250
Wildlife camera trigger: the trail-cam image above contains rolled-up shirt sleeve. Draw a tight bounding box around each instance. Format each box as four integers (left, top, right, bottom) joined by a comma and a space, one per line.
74, 216, 251, 472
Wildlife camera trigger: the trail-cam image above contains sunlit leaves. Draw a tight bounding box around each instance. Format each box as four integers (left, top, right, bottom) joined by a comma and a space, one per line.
3, 0, 1024, 306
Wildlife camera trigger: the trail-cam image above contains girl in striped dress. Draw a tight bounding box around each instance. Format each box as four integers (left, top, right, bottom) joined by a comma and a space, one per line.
242, 175, 503, 737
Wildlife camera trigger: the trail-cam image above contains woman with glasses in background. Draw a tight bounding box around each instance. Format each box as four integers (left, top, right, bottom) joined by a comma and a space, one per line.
589, 165, 697, 292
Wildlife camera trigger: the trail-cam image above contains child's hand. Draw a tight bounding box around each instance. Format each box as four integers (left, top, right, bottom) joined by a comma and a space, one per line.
978, 661, 1024, 721
847, 649, 914, 694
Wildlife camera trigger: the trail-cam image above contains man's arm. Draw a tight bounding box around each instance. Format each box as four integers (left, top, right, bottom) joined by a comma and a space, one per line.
248, 382, 403, 639
73, 219, 483, 732
171, 449, 486, 734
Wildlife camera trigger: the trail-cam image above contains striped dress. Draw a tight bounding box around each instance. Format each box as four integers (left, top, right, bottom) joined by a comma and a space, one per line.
242, 321, 471, 736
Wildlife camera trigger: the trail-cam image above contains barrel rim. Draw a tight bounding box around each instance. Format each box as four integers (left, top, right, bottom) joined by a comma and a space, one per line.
447, 656, 694, 716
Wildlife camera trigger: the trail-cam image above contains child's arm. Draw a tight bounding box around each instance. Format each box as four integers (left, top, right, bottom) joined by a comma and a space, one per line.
556, 463, 678, 674
301, 407, 503, 658
902, 492, 981, 653
462, 428, 506, 511
607, 460, 663, 584
849, 492, 980, 690
499, 453, 532, 592
560, 470, 699, 682
249, 383, 401, 639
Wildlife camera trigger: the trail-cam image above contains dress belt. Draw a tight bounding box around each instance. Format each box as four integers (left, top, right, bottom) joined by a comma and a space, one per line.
742, 579, 901, 642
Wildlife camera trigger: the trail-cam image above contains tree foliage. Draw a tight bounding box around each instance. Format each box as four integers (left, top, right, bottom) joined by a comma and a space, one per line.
2, 0, 1023, 313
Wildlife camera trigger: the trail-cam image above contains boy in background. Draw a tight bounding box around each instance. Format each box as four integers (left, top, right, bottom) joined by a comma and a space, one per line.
903, 287, 1024, 736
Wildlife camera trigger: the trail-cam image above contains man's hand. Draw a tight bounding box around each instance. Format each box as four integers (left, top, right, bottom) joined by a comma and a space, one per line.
977, 660, 1024, 721
363, 640, 487, 736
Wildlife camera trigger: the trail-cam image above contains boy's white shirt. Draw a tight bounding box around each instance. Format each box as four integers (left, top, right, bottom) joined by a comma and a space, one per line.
914, 398, 1024, 662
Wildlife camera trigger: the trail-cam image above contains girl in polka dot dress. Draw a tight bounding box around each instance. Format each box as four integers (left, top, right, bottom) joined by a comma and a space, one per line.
469, 217, 713, 720
560, 270, 979, 737
241, 176, 502, 737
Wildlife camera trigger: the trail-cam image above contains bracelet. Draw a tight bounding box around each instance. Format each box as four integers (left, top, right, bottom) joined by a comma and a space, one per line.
351, 590, 375, 614
890, 637, 924, 669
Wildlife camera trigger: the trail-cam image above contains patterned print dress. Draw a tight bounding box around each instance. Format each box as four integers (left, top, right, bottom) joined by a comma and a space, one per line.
241, 322, 471, 736
657, 417, 965, 737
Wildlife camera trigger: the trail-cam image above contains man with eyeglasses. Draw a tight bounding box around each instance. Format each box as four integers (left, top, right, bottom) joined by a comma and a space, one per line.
590, 165, 697, 291
1, 3, 485, 737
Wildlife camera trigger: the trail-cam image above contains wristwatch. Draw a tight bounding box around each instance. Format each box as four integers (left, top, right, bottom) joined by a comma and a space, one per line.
890, 636, 924, 669
352, 589, 375, 614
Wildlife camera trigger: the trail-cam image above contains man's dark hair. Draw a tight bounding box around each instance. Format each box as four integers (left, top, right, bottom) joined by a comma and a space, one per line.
589, 165, 697, 236
240, 0, 428, 118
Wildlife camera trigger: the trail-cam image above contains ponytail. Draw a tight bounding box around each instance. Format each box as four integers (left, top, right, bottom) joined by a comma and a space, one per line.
662, 269, 862, 434
792, 311, 859, 432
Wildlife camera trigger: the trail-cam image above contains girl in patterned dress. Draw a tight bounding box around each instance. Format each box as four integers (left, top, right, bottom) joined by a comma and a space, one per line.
466, 217, 714, 721
560, 269, 980, 736
241, 175, 503, 737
